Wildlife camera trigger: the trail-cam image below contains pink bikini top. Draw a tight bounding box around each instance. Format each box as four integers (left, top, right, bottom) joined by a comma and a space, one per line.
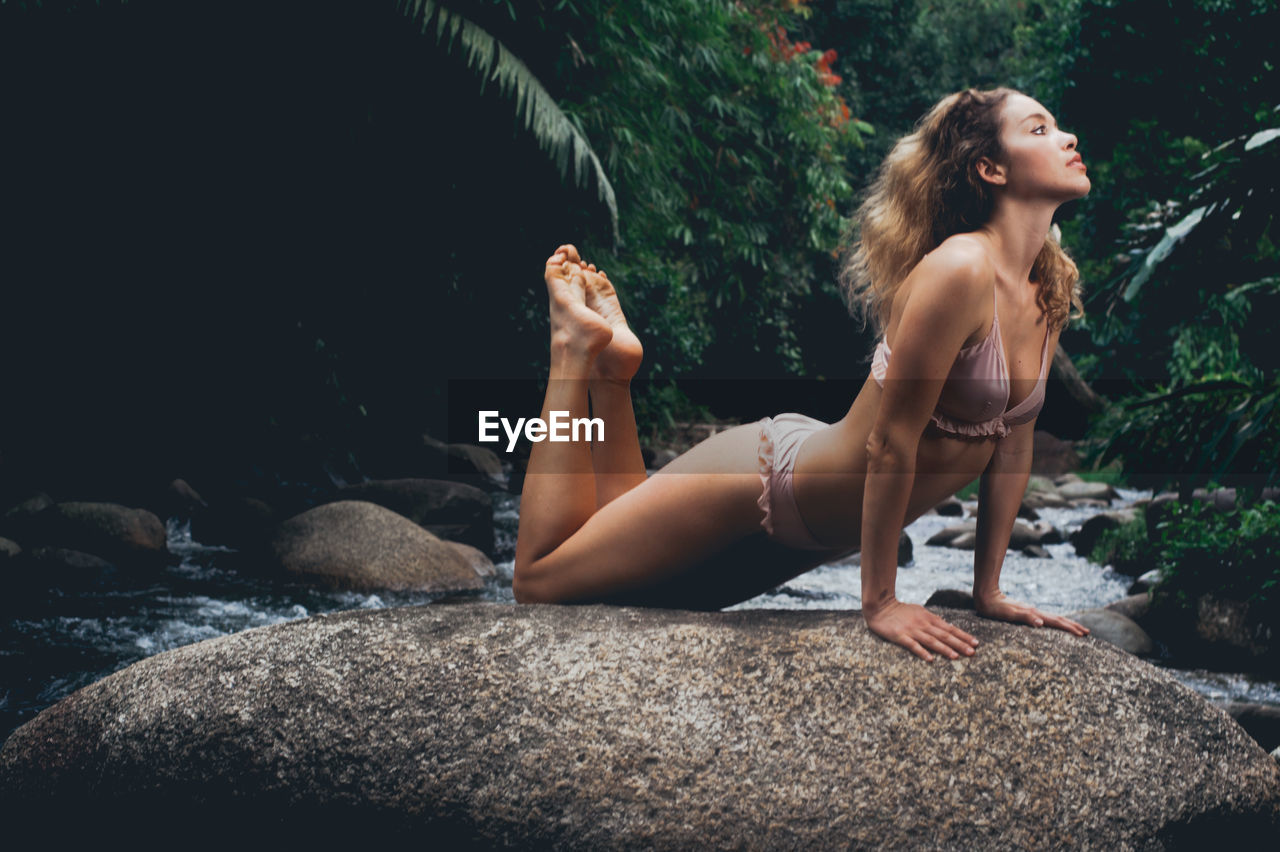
870, 285, 1050, 439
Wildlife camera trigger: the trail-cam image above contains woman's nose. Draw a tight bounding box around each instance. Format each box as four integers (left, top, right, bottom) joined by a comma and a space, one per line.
1063, 130, 1078, 149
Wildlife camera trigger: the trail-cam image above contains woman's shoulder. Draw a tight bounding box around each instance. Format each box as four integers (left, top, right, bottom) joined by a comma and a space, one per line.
907, 233, 995, 303
919, 233, 995, 282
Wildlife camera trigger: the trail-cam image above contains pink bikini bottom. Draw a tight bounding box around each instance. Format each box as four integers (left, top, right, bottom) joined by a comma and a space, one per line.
756, 413, 846, 552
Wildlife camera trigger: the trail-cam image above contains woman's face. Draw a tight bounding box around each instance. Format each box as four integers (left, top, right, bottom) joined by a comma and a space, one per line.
990, 92, 1090, 203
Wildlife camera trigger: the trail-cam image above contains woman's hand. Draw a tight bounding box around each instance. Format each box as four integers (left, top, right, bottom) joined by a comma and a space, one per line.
974, 590, 1090, 637
864, 598, 980, 662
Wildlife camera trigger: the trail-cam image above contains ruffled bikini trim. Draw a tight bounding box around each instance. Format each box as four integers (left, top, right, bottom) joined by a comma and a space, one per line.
928, 411, 1012, 440
756, 416, 776, 535
927, 379, 1046, 440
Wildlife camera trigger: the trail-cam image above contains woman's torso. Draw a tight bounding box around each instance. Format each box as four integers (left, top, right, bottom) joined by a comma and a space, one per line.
792, 257, 1054, 551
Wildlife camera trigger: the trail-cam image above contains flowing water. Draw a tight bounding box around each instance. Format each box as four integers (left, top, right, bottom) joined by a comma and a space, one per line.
3, 480, 1277, 746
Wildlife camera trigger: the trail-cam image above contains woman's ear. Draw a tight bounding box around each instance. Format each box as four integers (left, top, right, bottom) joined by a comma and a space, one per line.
975, 156, 1006, 186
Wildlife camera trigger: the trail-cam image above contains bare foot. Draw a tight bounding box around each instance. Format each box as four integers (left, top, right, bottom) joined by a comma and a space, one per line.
544, 244, 613, 357
580, 262, 644, 382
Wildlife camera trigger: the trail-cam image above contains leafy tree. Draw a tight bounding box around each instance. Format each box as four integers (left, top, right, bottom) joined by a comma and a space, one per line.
802, 0, 1035, 177
395, 0, 619, 244
524, 0, 869, 386
1077, 122, 1280, 501
1005, 0, 1279, 320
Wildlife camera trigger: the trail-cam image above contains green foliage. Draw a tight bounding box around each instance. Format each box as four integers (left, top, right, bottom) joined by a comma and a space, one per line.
1000, 1, 1277, 312
1074, 121, 1280, 500
1087, 498, 1280, 623
804, 0, 1039, 176
396, 0, 620, 243
1148, 499, 1280, 619
545, 0, 867, 384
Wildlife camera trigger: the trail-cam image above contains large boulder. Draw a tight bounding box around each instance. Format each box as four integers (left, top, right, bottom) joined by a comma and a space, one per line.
2, 604, 1276, 846
335, 478, 494, 554
268, 500, 491, 593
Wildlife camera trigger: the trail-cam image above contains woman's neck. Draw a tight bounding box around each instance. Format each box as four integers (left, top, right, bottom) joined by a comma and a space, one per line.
976, 200, 1056, 293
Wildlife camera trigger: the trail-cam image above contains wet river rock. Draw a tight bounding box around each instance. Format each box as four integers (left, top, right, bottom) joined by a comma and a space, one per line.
268, 500, 492, 593
2, 603, 1276, 846
335, 478, 494, 554
19, 501, 168, 568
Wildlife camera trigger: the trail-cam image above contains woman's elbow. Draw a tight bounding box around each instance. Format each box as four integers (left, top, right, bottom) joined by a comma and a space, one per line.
865, 430, 916, 466
512, 557, 546, 604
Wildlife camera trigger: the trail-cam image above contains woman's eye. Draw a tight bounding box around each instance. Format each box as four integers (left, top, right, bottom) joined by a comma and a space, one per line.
1032, 125, 1047, 135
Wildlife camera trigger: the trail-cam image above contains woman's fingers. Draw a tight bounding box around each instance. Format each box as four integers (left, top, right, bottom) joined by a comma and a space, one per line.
937, 627, 978, 656
929, 616, 979, 647
1043, 613, 1090, 636
1016, 607, 1091, 637
923, 633, 962, 660
922, 625, 970, 658
910, 623, 975, 661
904, 637, 934, 662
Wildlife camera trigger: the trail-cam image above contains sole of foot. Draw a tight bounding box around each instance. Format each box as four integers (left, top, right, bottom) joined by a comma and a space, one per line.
545, 245, 613, 358
582, 264, 643, 383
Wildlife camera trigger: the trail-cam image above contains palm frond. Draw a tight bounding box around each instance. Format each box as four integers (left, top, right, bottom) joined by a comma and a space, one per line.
397, 0, 619, 244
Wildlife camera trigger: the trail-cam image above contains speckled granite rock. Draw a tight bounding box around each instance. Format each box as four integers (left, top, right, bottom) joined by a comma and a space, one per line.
268, 500, 489, 594
1, 603, 1277, 847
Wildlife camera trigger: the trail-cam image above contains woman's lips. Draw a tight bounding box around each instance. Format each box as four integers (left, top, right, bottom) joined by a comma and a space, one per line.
1067, 155, 1085, 170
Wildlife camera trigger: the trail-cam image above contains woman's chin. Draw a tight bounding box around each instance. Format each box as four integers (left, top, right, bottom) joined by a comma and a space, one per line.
1056, 179, 1091, 203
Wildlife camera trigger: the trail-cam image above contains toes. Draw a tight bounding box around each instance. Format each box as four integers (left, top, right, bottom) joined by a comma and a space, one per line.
555, 243, 582, 264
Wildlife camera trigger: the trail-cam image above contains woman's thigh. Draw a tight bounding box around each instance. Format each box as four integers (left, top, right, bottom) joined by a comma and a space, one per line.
603, 531, 851, 611
520, 422, 769, 604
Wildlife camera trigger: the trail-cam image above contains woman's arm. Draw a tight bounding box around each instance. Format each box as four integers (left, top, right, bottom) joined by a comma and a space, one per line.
861, 240, 988, 661
973, 420, 1035, 606
973, 418, 1089, 637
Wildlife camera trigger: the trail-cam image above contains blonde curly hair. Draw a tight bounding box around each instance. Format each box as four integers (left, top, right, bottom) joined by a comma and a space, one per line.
838, 87, 1085, 347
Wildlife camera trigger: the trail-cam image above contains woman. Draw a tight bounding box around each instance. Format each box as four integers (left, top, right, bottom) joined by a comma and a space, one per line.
513, 87, 1092, 662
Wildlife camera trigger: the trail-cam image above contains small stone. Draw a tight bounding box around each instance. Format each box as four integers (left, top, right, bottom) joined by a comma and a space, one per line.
1064, 608, 1155, 656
